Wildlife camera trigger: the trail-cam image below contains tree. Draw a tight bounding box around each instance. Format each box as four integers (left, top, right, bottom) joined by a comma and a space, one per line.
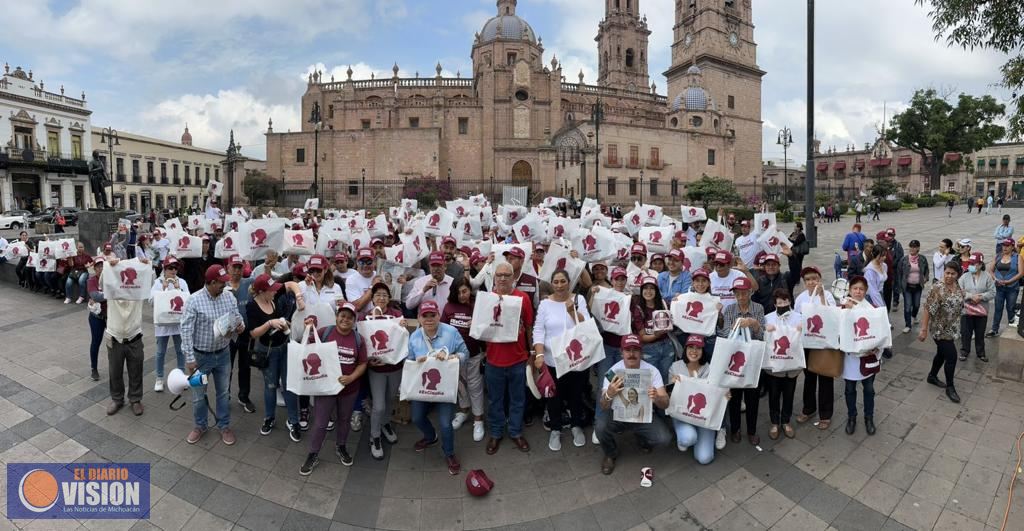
917, 0, 1024, 139
887, 88, 1005, 190
242, 171, 282, 205
870, 178, 899, 199
686, 175, 741, 209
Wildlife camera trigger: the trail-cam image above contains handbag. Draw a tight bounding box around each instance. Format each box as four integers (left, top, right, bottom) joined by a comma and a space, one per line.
762, 321, 806, 373
668, 375, 729, 430
839, 304, 891, 354
286, 325, 343, 396
964, 301, 987, 317
859, 353, 881, 377
708, 325, 764, 389
806, 349, 843, 378
551, 299, 605, 378
248, 337, 272, 369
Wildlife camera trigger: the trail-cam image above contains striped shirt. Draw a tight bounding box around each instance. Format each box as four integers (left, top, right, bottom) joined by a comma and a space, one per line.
180, 287, 241, 363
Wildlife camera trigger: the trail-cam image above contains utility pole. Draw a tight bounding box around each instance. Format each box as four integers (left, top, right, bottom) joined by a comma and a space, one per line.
309, 101, 322, 199
591, 99, 604, 202
805, 0, 817, 247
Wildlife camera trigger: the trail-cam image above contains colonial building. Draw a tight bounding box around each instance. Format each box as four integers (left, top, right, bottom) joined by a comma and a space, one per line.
0, 63, 92, 212
760, 160, 806, 201
970, 142, 1024, 200
266, 0, 764, 208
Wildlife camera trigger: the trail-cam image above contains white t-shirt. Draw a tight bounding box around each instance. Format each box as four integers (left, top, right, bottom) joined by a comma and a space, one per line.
601, 359, 665, 392
735, 234, 759, 267
344, 272, 374, 305
710, 269, 746, 308
794, 289, 837, 313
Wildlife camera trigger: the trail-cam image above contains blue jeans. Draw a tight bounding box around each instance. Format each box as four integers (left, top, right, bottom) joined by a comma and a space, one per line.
844, 375, 875, 418
65, 273, 87, 299
88, 314, 105, 371
261, 343, 298, 425
993, 285, 1020, 332
411, 401, 456, 457
155, 335, 183, 378
673, 419, 716, 465
192, 348, 231, 430
642, 339, 673, 383
594, 345, 622, 421
485, 360, 526, 438
902, 284, 923, 328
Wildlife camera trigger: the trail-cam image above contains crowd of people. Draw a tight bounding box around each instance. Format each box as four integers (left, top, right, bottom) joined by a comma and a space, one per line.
0, 196, 1019, 482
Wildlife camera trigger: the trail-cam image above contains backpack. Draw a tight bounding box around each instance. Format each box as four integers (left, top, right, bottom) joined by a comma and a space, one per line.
318, 325, 363, 353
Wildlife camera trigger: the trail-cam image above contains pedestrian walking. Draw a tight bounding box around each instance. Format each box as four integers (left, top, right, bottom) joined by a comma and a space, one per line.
919, 262, 965, 403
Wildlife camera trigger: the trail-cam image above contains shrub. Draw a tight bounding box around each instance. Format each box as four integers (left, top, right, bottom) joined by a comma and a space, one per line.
901, 203, 919, 210
879, 200, 902, 212
936, 192, 959, 203
835, 203, 850, 216
915, 196, 937, 207
721, 207, 755, 221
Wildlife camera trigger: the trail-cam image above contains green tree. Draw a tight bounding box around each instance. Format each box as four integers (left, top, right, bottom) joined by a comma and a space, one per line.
887, 88, 1005, 190
242, 171, 282, 205
686, 175, 741, 209
869, 178, 899, 199
917, 0, 1024, 139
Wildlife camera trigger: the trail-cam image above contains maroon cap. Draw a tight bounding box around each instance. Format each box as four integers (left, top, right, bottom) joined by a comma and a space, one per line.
685, 335, 705, 347
621, 334, 642, 350
227, 254, 243, 267
441, 236, 457, 246
371, 238, 383, 247
691, 269, 709, 280
93, 256, 105, 265
968, 252, 984, 264
731, 277, 753, 291
337, 301, 357, 316
429, 251, 445, 265
335, 252, 350, 263
460, 245, 473, 257
307, 255, 328, 270
630, 242, 647, 256
503, 247, 526, 259
800, 265, 821, 278
705, 247, 717, 258
470, 253, 485, 266
419, 300, 440, 316
713, 250, 733, 264
201, 234, 211, 241
103, 243, 113, 252
886, 227, 896, 235
650, 253, 665, 263
641, 274, 658, 287
875, 231, 889, 241
163, 256, 180, 268
204, 265, 230, 283
291, 263, 307, 277
253, 274, 283, 294
291, 223, 302, 230
357, 248, 374, 261
668, 248, 684, 261
611, 266, 628, 280
674, 231, 687, 242
759, 253, 780, 265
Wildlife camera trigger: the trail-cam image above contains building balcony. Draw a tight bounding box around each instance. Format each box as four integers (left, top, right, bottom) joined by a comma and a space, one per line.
160, 177, 169, 185
975, 168, 1023, 178
116, 173, 126, 182
132, 174, 141, 184
4, 147, 47, 165
626, 159, 642, 169
646, 159, 664, 170
603, 158, 622, 168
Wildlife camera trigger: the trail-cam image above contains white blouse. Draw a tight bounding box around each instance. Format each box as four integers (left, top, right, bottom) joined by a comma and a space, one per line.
532, 295, 591, 368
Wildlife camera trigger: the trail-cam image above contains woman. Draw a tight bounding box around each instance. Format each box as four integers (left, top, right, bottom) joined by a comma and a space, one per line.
763, 288, 801, 440
300, 301, 368, 475
53, 211, 66, 234
86, 257, 106, 381
841, 276, 881, 435
150, 256, 189, 392
649, 254, 665, 274
135, 235, 156, 265
532, 269, 591, 451
864, 244, 890, 359
896, 240, 929, 333
958, 252, 995, 362
669, 335, 718, 464
932, 239, 955, 284
14, 231, 35, 289
951, 239, 973, 274
988, 239, 1020, 337
589, 262, 611, 290
64, 242, 92, 304
794, 266, 836, 430
718, 276, 765, 445
631, 274, 673, 383
361, 282, 405, 461
919, 262, 966, 403
300, 255, 344, 311
249, 274, 303, 440
442, 278, 485, 442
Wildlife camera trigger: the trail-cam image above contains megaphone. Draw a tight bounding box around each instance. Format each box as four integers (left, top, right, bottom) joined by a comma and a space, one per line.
166, 368, 210, 411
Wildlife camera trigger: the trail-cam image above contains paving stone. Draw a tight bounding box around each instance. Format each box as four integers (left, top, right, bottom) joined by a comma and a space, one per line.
333, 492, 381, 529
923, 451, 967, 482
771, 466, 820, 504
626, 482, 679, 521
182, 509, 233, 531
823, 463, 871, 498
375, 497, 420, 531
237, 498, 290, 531
799, 482, 851, 523
874, 456, 921, 491
716, 467, 766, 503
419, 498, 464, 531
890, 492, 943, 530
168, 469, 219, 509
282, 509, 333, 531
741, 485, 795, 527
908, 470, 955, 504
547, 506, 600, 531
292, 482, 342, 520
200, 482, 252, 522
772, 504, 830, 530
682, 485, 736, 527
10, 416, 50, 440
933, 508, 987, 531
590, 492, 645, 531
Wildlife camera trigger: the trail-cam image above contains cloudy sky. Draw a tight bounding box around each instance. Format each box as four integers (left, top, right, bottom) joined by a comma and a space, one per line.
2, 0, 1012, 166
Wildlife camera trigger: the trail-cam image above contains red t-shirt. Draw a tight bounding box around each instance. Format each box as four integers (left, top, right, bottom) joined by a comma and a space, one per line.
485, 289, 535, 368
322, 328, 367, 396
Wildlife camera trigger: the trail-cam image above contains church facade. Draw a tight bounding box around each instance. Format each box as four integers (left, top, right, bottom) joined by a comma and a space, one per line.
265, 0, 764, 208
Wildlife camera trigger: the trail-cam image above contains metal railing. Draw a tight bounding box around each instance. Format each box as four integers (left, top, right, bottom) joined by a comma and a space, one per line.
260, 177, 544, 210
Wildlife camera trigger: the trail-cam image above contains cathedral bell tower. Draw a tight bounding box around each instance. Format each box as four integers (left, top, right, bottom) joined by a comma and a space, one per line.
596, 0, 651, 91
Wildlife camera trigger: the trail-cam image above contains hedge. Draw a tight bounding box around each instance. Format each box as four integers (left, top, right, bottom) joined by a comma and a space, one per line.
901, 203, 918, 210
915, 196, 937, 207
880, 200, 902, 212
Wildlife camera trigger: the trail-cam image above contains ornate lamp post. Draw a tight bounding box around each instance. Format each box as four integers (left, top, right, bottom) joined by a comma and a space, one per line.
777, 127, 793, 202
591, 99, 604, 201
309, 101, 322, 199
98, 127, 120, 208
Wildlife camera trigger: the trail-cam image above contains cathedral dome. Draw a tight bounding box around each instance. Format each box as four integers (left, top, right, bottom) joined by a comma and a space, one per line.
672, 87, 712, 112
181, 124, 193, 146
479, 15, 536, 44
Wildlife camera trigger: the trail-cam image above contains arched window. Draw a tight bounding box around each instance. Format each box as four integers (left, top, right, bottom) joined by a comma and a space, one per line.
625, 49, 635, 68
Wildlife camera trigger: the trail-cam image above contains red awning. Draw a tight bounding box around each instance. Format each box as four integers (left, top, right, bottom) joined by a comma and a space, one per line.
834, 161, 847, 170
944, 152, 961, 162
854, 159, 865, 169
816, 162, 829, 171
897, 156, 913, 166
870, 158, 892, 167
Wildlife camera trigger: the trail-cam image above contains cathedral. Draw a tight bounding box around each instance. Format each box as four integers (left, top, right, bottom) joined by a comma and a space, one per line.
265, 0, 764, 208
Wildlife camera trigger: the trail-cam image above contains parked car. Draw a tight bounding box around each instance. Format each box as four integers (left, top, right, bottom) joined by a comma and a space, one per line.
27, 207, 80, 228
122, 210, 144, 223
0, 211, 28, 230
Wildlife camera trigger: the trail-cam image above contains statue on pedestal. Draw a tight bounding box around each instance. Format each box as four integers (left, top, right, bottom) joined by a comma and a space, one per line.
88, 150, 110, 210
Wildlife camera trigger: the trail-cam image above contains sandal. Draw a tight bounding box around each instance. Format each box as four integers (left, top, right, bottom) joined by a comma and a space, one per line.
816, 419, 831, 430
795, 413, 812, 424
783, 424, 795, 438
768, 425, 780, 440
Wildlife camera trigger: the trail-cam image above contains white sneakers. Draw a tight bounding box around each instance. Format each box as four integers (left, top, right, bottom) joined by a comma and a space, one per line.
902, 326, 911, 334
715, 430, 727, 450
548, 430, 562, 451
592, 429, 600, 445
571, 427, 586, 447
677, 443, 689, 452
472, 421, 485, 442
63, 298, 71, 304
154, 379, 164, 392
76, 297, 84, 304
452, 411, 468, 430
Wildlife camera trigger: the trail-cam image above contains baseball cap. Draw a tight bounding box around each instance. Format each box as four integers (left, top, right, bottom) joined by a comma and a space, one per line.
470, 252, 485, 266
92, 256, 105, 265
713, 250, 733, 264
630, 242, 647, 256
333, 253, 348, 264
968, 252, 984, 264
419, 300, 440, 316
591, 261, 608, 270
621, 334, 642, 350
886, 227, 896, 235
674, 231, 687, 242
307, 255, 328, 270
1003, 238, 1016, 247
371, 238, 383, 247
227, 254, 243, 267
291, 263, 307, 277
875, 231, 889, 241
253, 274, 283, 294
441, 236, 457, 246
357, 248, 375, 261
103, 243, 113, 252
503, 247, 526, 259
691, 269, 709, 280
428, 251, 445, 265
650, 253, 665, 263
800, 265, 822, 278
731, 277, 753, 291
759, 253, 780, 265
740, 220, 750, 227
466, 469, 494, 497
685, 335, 705, 347
163, 256, 180, 268
201, 234, 211, 241
337, 301, 357, 316
958, 238, 972, 247
668, 248, 684, 261
641, 274, 658, 287
204, 265, 230, 283
611, 266, 628, 280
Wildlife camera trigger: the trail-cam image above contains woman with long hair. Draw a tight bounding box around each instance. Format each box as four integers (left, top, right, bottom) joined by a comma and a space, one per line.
442, 277, 485, 442
919, 262, 966, 403
669, 335, 718, 464
988, 239, 1021, 336
150, 256, 189, 392
631, 274, 673, 382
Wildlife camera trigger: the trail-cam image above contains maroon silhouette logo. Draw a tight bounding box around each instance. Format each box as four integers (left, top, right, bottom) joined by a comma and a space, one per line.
327, 240, 338, 250
553, 225, 565, 238
413, 238, 422, 253
11, 247, 20, 256
774, 336, 791, 356
634, 272, 644, 284
224, 236, 234, 249
39, 258, 48, 268
169, 296, 185, 312
688, 207, 697, 217
631, 214, 641, 226
120, 268, 138, 286
61, 242, 70, 252
367, 219, 376, 230
556, 257, 567, 270
762, 219, 770, 231
682, 257, 692, 270
650, 231, 663, 243
854, 317, 871, 337
457, 206, 466, 217
302, 353, 322, 375
617, 248, 629, 260
422, 368, 442, 390
712, 231, 726, 246
687, 393, 707, 415
395, 249, 404, 263
565, 339, 584, 362
686, 300, 704, 318
464, 222, 472, 234
604, 301, 621, 320
177, 236, 190, 250
429, 213, 441, 227
492, 303, 502, 322
405, 200, 413, 209
768, 236, 780, 247
251, 229, 268, 246
348, 219, 357, 228
192, 218, 200, 226
520, 225, 531, 238
508, 211, 519, 221
370, 330, 390, 350
647, 208, 656, 219
353, 239, 362, 250
292, 233, 305, 247
230, 221, 238, 231
728, 351, 746, 373
807, 315, 824, 334
583, 234, 597, 252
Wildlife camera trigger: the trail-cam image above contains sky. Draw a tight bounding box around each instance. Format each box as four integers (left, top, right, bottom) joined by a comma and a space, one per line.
1, 0, 1013, 167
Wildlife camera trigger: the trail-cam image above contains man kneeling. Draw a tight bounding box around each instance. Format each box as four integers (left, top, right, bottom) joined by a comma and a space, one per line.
595, 334, 672, 475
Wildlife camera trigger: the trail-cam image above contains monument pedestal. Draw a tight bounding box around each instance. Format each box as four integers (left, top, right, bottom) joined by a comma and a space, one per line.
995, 326, 1024, 381
78, 209, 127, 256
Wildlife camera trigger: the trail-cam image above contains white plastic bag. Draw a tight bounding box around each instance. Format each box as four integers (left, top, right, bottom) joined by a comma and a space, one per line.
590, 287, 633, 336
400, 356, 460, 403
286, 325, 342, 396
670, 292, 721, 336
708, 327, 764, 389
468, 291, 523, 343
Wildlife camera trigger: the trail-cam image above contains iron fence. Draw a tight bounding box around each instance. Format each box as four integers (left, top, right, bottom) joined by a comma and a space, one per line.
269, 177, 546, 211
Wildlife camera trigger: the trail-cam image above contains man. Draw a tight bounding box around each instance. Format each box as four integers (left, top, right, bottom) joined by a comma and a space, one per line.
629, 242, 648, 271
995, 215, 1013, 255
709, 250, 758, 308
595, 334, 672, 475
752, 254, 788, 314
101, 256, 150, 416
406, 251, 452, 314
734, 220, 759, 267
657, 248, 692, 306
345, 248, 378, 311
407, 300, 470, 475
484, 262, 534, 455
854, 201, 864, 223
252, 249, 289, 279
151, 229, 170, 263
504, 247, 539, 307
530, 243, 546, 274
885, 228, 905, 309
332, 253, 354, 281
841, 224, 866, 262
180, 265, 246, 446
429, 236, 465, 280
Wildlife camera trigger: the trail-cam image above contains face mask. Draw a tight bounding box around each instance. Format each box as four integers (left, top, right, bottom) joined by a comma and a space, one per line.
777, 303, 790, 312
968, 265, 978, 273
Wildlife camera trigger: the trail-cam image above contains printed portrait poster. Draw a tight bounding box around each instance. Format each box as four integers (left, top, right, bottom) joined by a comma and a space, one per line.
612, 369, 653, 423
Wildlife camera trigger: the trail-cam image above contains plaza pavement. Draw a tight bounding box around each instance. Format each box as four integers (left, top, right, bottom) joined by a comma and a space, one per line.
1, 206, 1024, 530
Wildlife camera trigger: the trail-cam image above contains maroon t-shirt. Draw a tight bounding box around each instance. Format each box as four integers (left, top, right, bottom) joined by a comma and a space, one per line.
441, 301, 481, 355
322, 328, 367, 396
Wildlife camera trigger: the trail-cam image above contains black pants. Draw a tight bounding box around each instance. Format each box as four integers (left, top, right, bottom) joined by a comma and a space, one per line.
766, 373, 797, 425
728, 388, 759, 436
801, 368, 834, 420
883, 280, 894, 311
960, 315, 987, 357
546, 370, 587, 431
229, 337, 251, 402
929, 339, 958, 386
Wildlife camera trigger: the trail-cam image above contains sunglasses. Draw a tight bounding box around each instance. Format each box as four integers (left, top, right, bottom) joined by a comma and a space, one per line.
357, 259, 373, 265
630, 256, 645, 262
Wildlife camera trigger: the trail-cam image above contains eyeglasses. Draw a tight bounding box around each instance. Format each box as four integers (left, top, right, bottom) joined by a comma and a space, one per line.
495, 273, 513, 278
630, 256, 645, 262
357, 259, 373, 265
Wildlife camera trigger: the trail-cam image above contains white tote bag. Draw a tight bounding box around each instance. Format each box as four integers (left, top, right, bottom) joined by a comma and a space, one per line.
215, 231, 240, 259
763, 322, 807, 372
187, 215, 204, 231
37, 240, 56, 258
700, 219, 735, 251
3, 242, 27, 262
54, 238, 76, 259
800, 293, 842, 350
224, 214, 246, 233
513, 215, 545, 244
573, 226, 616, 263
163, 218, 183, 233
102, 259, 155, 301
681, 246, 707, 272
757, 228, 793, 256
356, 316, 410, 366
36, 255, 57, 273
680, 205, 708, 224
423, 208, 454, 238
537, 241, 584, 287
366, 214, 389, 238
551, 313, 605, 378
153, 289, 191, 325
458, 216, 483, 241
668, 376, 729, 430
753, 213, 777, 236
468, 291, 523, 343
639, 204, 664, 226
639, 226, 673, 254
839, 304, 891, 354
282, 229, 316, 255
670, 292, 721, 336
239, 218, 285, 261
207, 179, 224, 197
708, 326, 764, 389
400, 356, 460, 403
287, 325, 343, 396
591, 287, 633, 336
170, 233, 203, 259
547, 218, 579, 242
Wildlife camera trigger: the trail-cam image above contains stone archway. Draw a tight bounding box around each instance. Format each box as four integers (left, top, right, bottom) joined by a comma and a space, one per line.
512, 160, 532, 185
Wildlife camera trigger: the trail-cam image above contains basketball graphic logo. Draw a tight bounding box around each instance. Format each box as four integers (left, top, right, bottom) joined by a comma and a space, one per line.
302, 353, 322, 376
18, 469, 59, 513
728, 351, 746, 373
687, 393, 707, 415
807, 315, 823, 334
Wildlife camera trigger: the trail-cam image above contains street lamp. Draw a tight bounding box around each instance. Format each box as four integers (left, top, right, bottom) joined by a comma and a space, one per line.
591, 99, 604, 202
225, 130, 239, 210
309, 101, 322, 199
639, 169, 645, 204
777, 127, 793, 202
98, 127, 120, 208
